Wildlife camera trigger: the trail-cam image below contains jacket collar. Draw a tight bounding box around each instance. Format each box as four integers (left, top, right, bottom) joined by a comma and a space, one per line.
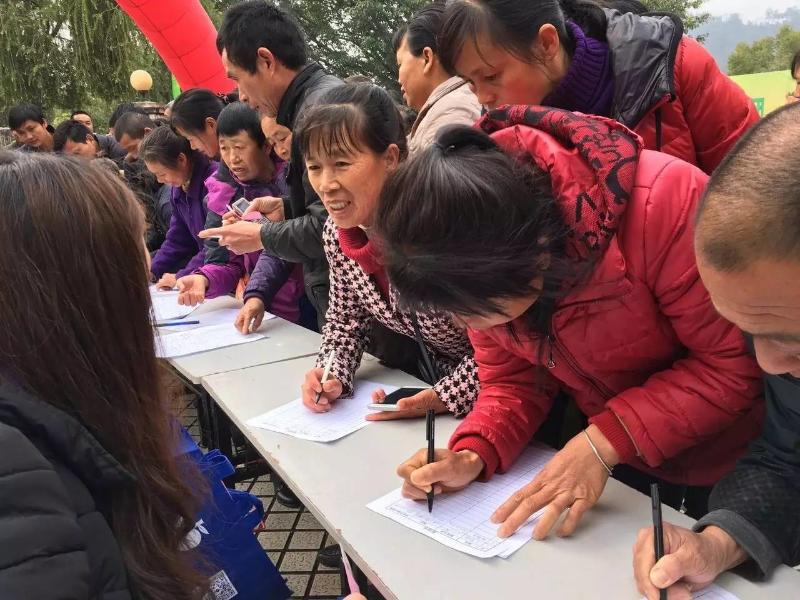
0, 380, 134, 489
479, 105, 642, 305
277, 63, 326, 129
604, 9, 683, 127
410, 77, 472, 139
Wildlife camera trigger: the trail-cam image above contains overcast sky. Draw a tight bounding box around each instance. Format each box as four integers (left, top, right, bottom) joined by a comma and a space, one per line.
704, 0, 798, 22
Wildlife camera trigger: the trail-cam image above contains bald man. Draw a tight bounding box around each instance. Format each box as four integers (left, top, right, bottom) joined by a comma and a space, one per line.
634, 102, 800, 599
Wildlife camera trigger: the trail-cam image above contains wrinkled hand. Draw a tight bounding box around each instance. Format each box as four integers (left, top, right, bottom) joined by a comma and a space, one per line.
397, 448, 484, 500
634, 524, 747, 600
366, 388, 447, 421
235, 297, 266, 334
176, 274, 208, 306
491, 425, 617, 540
301, 367, 343, 413
156, 273, 177, 290
199, 221, 264, 255
244, 196, 285, 222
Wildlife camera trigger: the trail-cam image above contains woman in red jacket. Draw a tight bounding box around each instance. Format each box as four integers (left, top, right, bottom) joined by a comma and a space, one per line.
438, 0, 758, 174
377, 106, 763, 540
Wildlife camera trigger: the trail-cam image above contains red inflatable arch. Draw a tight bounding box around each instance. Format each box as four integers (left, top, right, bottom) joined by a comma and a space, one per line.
117, 0, 234, 93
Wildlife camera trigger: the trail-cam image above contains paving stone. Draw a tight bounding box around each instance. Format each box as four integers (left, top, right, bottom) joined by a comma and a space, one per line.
285, 574, 310, 598
279, 551, 317, 572
259, 530, 290, 551
296, 512, 322, 530
288, 530, 325, 550
310, 573, 341, 596
265, 512, 298, 530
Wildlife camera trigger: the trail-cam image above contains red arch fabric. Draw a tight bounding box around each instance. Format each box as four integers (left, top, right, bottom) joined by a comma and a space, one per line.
117, 0, 234, 93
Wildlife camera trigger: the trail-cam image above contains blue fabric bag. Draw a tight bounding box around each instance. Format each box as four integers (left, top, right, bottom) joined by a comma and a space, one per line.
179, 430, 291, 600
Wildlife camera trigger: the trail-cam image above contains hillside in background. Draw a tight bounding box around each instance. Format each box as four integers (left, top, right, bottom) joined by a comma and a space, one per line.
696, 7, 800, 73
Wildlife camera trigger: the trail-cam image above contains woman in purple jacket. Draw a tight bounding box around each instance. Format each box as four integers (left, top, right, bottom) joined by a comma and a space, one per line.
142, 126, 219, 289
175, 102, 305, 325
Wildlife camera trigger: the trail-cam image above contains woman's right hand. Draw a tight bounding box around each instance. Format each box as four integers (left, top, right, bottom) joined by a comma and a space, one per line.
397, 448, 484, 500
301, 367, 343, 413
176, 274, 208, 306
156, 273, 177, 290
235, 297, 266, 333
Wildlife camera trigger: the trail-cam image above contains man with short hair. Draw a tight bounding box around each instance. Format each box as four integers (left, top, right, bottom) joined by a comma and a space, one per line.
70, 110, 94, 132
108, 102, 148, 138
113, 111, 155, 161
109, 112, 171, 253
201, 0, 341, 324
53, 120, 127, 161
8, 104, 54, 152
634, 103, 800, 599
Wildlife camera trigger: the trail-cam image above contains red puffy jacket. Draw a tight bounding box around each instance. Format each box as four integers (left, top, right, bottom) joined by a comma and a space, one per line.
604, 11, 759, 174
450, 107, 764, 488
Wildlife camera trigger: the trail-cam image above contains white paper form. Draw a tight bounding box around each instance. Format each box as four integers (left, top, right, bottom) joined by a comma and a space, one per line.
150, 287, 197, 321
367, 445, 556, 559
155, 323, 265, 358
246, 381, 398, 442
156, 308, 276, 332
641, 584, 739, 600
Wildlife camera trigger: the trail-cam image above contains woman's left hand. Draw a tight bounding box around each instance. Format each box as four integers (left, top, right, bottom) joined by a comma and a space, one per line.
491, 424, 618, 540
199, 221, 264, 255
365, 388, 448, 421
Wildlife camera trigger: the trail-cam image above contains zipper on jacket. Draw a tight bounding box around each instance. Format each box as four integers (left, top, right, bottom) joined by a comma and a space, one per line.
654, 108, 663, 151
545, 335, 556, 369
549, 333, 615, 401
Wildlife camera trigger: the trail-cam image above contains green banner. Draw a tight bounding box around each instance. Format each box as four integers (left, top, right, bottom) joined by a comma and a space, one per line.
171, 76, 181, 100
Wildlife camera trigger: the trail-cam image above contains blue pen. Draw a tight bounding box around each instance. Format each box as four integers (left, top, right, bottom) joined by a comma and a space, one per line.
155, 320, 200, 327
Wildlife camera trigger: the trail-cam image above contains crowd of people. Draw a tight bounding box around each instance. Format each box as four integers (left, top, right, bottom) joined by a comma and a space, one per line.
1, 1, 799, 599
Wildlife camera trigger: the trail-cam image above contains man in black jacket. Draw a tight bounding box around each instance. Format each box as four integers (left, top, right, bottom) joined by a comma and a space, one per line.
201, 0, 341, 325
634, 103, 800, 599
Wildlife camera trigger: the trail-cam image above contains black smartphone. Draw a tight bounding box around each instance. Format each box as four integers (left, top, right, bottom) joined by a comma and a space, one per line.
367, 387, 427, 411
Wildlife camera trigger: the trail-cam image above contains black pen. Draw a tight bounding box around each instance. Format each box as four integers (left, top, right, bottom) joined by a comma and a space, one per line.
426, 408, 435, 513
650, 483, 667, 600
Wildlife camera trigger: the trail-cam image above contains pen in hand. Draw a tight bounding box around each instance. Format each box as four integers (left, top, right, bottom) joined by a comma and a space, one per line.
315, 350, 336, 405
650, 483, 667, 600
426, 408, 435, 513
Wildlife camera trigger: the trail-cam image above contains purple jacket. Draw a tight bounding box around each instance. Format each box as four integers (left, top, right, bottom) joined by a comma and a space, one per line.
150, 153, 218, 279
197, 161, 305, 323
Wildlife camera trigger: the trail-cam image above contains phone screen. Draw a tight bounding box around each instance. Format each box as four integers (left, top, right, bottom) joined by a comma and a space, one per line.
382, 387, 427, 405
232, 197, 251, 216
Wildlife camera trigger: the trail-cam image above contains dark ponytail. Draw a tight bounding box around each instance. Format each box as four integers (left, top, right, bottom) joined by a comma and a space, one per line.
170, 88, 237, 135
440, 0, 626, 73
376, 124, 577, 335
139, 125, 194, 170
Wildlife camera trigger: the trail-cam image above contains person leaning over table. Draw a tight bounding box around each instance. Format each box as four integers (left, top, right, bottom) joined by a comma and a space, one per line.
199, 0, 342, 328
633, 103, 800, 600
376, 108, 764, 541
437, 0, 759, 174
293, 82, 480, 421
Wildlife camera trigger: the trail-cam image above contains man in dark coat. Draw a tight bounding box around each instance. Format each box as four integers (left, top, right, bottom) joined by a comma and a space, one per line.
634, 103, 800, 599
203, 0, 341, 326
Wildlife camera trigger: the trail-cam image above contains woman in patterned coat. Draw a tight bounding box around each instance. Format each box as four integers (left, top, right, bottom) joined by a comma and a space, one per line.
296, 82, 479, 420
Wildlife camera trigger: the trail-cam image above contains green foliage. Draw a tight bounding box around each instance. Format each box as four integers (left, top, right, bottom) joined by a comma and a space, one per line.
641, 0, 710, 34
727, 25, 800, 75
0, 0, 171, 128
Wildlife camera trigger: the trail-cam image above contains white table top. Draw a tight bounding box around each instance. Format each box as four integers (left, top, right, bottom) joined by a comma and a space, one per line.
202, 356, 800, 600
160, 296, 321, 384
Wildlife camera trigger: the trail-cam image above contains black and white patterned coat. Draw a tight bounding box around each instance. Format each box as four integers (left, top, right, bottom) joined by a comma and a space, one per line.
315, 219, 478, 417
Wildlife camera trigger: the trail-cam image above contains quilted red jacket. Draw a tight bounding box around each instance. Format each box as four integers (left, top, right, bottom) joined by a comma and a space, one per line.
450, 106, 764, 487
603, 10, 759, 174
